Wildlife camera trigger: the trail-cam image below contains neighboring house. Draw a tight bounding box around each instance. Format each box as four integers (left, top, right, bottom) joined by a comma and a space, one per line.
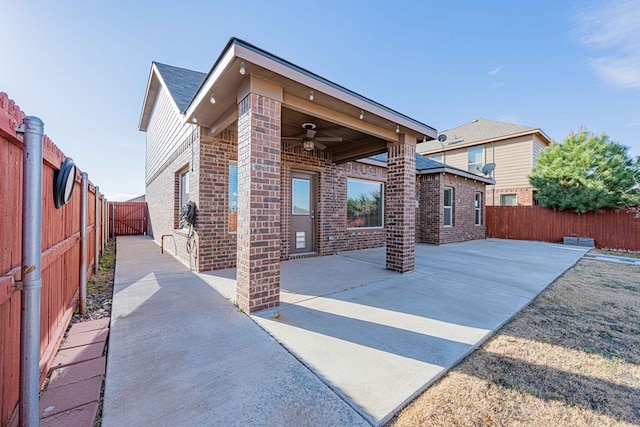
139, 37, 492, 313
416, 118, 552, 206
125, 194, 146, 203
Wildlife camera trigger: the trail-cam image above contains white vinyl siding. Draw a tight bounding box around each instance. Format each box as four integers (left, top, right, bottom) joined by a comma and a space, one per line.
146, 85, 194, 183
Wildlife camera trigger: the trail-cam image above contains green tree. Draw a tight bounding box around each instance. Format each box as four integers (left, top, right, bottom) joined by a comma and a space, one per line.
530, 130, 640, 213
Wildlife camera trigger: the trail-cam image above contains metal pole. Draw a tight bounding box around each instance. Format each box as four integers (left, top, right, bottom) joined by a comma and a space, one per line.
19, 116, 44, 427
80, 172, 88, 314
94, 186, 100, 274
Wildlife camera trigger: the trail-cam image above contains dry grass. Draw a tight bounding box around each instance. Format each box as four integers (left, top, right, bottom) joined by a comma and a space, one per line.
390, 258, 640, 426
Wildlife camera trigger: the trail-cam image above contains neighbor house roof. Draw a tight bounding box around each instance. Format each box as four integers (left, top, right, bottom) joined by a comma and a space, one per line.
359, 153, 494, 184
418, 118, 552, 154
153, 63, 206, 113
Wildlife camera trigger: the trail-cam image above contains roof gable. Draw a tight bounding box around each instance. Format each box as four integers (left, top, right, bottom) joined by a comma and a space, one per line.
154, 63, 206, 113
442, 118, 536, 145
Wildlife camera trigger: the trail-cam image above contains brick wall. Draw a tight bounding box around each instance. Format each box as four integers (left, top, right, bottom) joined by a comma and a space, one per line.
417, 173, 487, 244
489, 186, 534, 206
147, 127, 488, 271
146, 126, 199, 268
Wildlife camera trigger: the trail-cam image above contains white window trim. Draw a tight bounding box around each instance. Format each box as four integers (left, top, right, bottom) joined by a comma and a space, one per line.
475, 192, 482, 226
444, 187, 453, 228
346, 177, 385, 230
468, 146, 484, 174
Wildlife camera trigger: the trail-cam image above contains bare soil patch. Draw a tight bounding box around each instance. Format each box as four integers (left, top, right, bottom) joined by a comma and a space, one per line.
390, 257, 640, 426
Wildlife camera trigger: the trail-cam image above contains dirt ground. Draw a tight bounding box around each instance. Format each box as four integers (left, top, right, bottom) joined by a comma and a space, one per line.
390, 256, 640, 426
72, 238, 116, 323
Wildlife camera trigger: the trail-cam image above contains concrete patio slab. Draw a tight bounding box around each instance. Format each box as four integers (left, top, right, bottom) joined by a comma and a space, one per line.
102, 236, 368, 427
252, 239, 587, 425
108, 236, 586, 427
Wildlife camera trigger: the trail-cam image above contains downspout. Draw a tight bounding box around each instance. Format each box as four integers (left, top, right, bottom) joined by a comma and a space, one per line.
19, 116, 44, 427
94, 186, 100, 274
80, 172, 88, 314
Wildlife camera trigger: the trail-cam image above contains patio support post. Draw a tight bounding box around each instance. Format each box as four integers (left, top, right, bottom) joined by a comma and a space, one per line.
236, 76, 282, 313
385, 134, 416, 272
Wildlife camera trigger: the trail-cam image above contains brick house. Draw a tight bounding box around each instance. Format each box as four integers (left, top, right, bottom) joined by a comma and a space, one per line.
139, 38, 493, 313
416, 118, 552, 206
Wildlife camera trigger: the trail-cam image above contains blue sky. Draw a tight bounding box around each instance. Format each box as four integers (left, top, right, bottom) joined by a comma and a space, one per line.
3, 0, 639, 200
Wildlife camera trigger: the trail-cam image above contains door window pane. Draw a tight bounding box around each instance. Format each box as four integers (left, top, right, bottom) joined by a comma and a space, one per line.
292, 178, 311, 215
347, 179, 383, 228
229, 162, 238, 232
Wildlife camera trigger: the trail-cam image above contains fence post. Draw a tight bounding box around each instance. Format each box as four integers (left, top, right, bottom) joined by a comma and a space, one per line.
94, 186, 100, 274
19, 116, 44, 427
102, 197, 106, 252
110, 202, 114, 238
80, 172, 88, 314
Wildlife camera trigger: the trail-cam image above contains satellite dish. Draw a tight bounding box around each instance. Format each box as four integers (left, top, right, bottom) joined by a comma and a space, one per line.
481, 162, 496, 176
437, 134, 447, 143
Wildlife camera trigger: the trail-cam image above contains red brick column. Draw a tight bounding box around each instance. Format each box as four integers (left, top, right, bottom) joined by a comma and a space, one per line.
386, 135, 416, 272
236, 92, 281, 313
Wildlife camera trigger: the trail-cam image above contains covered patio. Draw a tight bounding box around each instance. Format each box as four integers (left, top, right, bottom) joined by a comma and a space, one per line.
166, 38, 438, 313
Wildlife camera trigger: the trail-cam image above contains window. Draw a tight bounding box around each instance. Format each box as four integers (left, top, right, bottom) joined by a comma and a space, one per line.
178, 169, 190, 228
468, 147, 483, 174
228, 162, 238, 232
500, 194, 517, 206
429, 153, 444, 163
475, 192, 482, 225
444, 187, 454, 227
347, 179, 383, 228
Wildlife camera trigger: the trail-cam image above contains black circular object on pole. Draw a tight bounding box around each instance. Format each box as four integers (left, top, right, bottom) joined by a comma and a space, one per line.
53, 157, 77, 209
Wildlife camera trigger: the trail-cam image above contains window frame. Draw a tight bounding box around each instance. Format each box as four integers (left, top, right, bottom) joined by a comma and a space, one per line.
475, 192, 482, 226
346, 177, 384, 230
429, 153, 444, 163
443, 187, 454, 227
467, 146, 484, 174
228, 161, 238, 233
500, 194, 518, 206
177, 167, 190, 229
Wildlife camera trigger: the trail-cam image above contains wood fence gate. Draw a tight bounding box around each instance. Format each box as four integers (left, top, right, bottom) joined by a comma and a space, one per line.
110, 202, 148, 236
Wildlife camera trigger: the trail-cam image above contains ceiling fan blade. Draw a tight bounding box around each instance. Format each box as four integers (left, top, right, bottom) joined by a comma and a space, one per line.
314, 141, 327, 150
282, 137, 303, 140
306, 128, 316, 139
284, 140, 303, 147
316, 137, 342, 142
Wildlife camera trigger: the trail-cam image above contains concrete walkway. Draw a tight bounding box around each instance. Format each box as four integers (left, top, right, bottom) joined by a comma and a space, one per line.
104, 237, 587, 426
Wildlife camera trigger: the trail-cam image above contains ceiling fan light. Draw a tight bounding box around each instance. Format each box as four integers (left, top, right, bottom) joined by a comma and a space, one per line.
303, 140, 315, 151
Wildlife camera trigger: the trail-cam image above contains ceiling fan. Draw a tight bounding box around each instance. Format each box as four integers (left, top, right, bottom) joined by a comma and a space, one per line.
282, 123, 342, 151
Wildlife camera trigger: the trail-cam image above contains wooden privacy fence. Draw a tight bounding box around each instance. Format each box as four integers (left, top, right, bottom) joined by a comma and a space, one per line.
110, 201, 148, 236
0, 92, 107, 426
487, 205, 640, 251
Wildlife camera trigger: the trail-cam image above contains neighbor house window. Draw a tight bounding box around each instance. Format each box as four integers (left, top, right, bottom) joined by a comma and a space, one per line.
475, 192, 482, 225
228, 162, 238, 232
429, 153, 444, 163
468, 147, 483, 174
501, 194, 517, 206
444, 187, 454, 227
347, 178, 383, 228
178, 169, 190, 228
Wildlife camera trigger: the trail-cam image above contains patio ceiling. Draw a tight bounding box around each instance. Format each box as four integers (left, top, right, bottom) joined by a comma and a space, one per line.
184, 38, 436, 163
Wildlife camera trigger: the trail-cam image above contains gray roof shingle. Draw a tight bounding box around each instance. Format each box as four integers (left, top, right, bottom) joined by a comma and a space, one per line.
365, 153, 491, 182
154, 62, 206, 113
442, 118, 536, 145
